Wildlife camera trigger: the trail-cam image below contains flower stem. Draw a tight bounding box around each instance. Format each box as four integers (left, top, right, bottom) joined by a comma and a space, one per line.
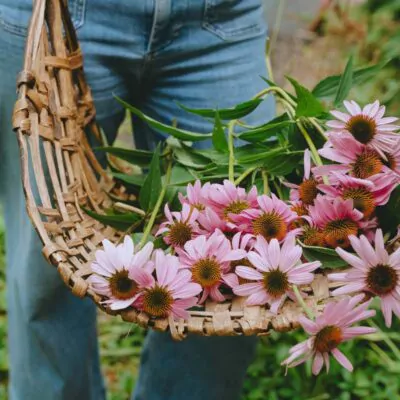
262, 170, 270, 195
292, 285, 315, 320
309, 118, 328, 141
228, 121, 236, 182
138, 153, 173, 249
234, 167, 256, 185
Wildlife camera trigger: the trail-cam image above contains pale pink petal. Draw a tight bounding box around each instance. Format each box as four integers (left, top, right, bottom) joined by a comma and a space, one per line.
235, 266, 263, 281
312, 352, 324, 375
331, 348, 353, 372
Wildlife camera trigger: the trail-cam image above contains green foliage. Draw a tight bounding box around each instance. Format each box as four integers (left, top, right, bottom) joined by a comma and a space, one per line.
287, 77, 325, 118
212, 111, 228, 152
334, 55, 354, 106
312, 60, 390, 99
139, 146, 162, 211
178, 98, 264, 119
300, 243, 348, 269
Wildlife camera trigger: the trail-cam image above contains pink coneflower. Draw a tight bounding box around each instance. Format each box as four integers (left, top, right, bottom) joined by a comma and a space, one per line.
307, 195, 364, 249
131, 250, 202, 319
207, 180, 258, 221
318, 172, 397, 218
314, 134, 385, 180
156, 203, 200, 248
176, 231, 246, 303
197, 207, 232, 236
282, 294, 376, 375
330, 229, 400, 327
233, 236, 320, 313
89, 237, 154, 310
231, 193, 298, 242
326, 100, 399, 157
284, 150, 320, 205
178, 180, 211, 210
382, 143, 400, 182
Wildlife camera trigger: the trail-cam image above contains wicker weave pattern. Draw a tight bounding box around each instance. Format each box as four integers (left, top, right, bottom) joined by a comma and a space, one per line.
12, 0, 341, 340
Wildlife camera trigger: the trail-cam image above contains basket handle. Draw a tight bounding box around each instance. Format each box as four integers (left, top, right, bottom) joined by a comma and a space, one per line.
25, 0, 79, 70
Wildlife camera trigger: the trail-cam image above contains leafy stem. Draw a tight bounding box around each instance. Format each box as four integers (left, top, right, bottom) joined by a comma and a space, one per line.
292, 285, 315, 320
138, 151, 173, 249
228, 120, 236, 182
234, 167, 257, 185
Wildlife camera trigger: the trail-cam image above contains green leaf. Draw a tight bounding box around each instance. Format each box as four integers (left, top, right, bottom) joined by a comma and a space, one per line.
300, 242, 348, 269
334, 55, 354, 106
287, 77, 325, 118
83, 208, 142, 231
212, 110, 228, 152
173, 146, 212, 170
113, 172, 145, 187
312, 60, 390, 98
237, 146, 288, 164
139, 146, 162, 211
98, 147, 153, 167
238, 121, 293, 143
177, 98, 263, 120
115, 96, 212, 142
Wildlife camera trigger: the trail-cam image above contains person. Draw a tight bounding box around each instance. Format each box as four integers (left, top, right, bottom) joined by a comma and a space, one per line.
0, 1, 275, 399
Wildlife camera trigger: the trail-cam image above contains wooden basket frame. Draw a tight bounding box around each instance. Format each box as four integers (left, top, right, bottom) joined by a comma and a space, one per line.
12, 0, 340, 340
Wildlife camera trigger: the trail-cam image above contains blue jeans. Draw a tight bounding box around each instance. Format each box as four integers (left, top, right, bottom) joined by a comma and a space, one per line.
0, 1, 275, 399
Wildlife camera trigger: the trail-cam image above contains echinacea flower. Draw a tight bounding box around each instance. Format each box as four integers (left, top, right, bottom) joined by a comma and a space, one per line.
326, 100, 399, 157
314, 134, 384, 180
156, 203, 200, 248
207, 180, 258, 221
282, 294, 376, 375
318, 172, 397, 218
284, 150, 320, 205
307, 195, 364, 248
131, 250, 202, 319
178, 180, 211, 210
89, 236, 154, 310
197, 207, 232, 235
231, 193, 298, 242
330, 229, 400, 327
176, 231, 246, 303
234, 236, 320, 313
382, 143, 400, 182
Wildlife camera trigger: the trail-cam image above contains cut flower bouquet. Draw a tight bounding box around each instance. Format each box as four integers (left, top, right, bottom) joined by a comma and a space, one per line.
87, 59, 400, 375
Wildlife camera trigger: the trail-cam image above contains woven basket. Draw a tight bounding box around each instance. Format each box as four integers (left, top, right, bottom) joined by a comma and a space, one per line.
12, 0, 341, 340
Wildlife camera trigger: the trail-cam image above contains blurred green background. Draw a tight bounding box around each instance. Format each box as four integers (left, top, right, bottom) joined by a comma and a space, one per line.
1, 0, 400, 399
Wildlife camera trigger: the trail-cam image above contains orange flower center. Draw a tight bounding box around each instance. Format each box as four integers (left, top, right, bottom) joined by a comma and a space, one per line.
366, 264, 398, 296
323, 219, 359, 248
346, 115, 376, 144
314, 326, 343, 353
253, 212, 287, 242
382, 152, 397, 171
109, 269, 138, 300
168, 221, 193, 247
301, 226, 324, 247
298, 179, 319, 205
291, 203, 309, 217
223, 200, 249, 220
192, 257, 221, 288
142, 285, 173, 317
263, 269, 289, 298
352, 149, 383, 179
342, 187, 375, 218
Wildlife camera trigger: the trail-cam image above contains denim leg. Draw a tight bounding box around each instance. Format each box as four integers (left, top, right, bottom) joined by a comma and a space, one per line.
133, 3, 275, 400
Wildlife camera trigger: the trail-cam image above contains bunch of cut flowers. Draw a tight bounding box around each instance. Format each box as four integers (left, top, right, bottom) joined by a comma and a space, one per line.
87, 59, 400, 375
